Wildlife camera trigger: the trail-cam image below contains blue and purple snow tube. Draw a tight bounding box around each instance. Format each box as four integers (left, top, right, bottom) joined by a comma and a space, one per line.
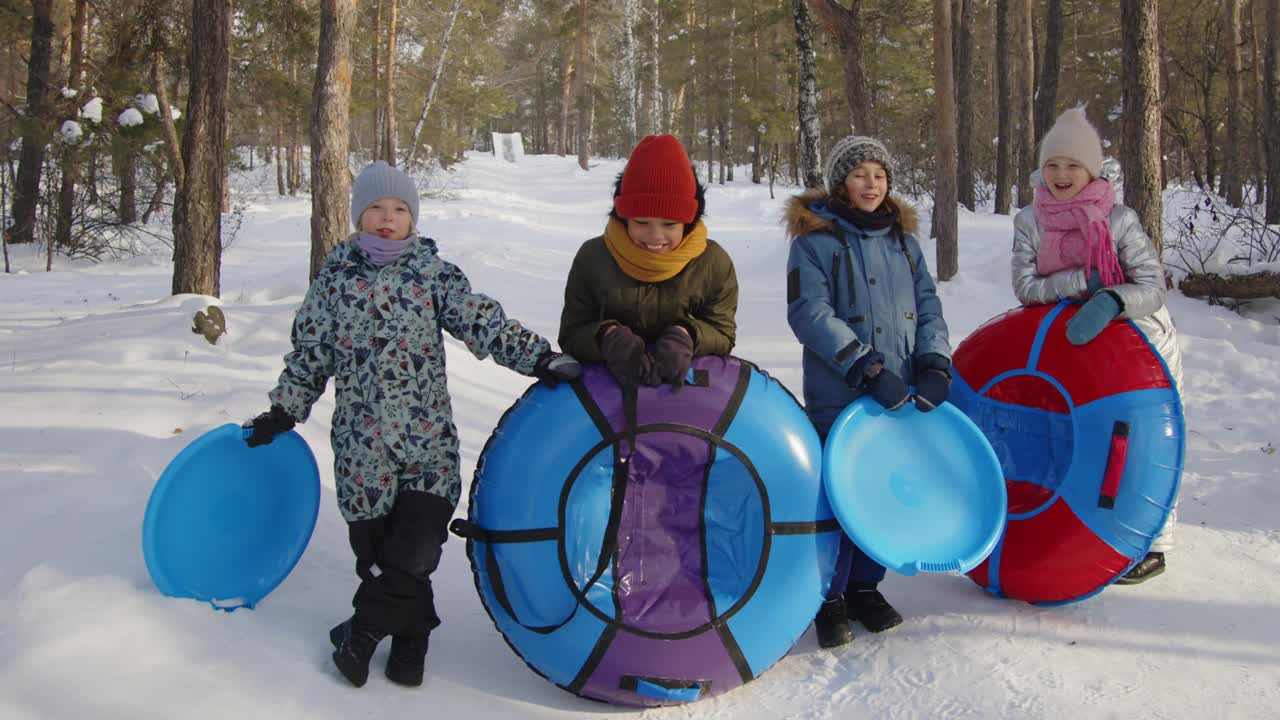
451, 356, 840, 706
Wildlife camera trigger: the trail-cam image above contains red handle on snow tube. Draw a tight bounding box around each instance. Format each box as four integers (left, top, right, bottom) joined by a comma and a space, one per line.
1098, 421, 1130, 509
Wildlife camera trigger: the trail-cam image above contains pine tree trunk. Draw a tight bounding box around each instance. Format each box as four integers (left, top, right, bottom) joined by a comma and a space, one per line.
310, 0, 355, 279
559, 39, 575, 157
172, 0, 232, 297
995, 0, 1013, 214
1224, 0, 1244, 206
575, 0, 591, 171
55, 0, 89, 252
934, 0, 959, 281
1120, 0, 1165, 255
812, 0, 875, 134
1252, 0, 1267, 203
725, 3, 736, 181
372, 0, 383, 159
276, 123, 286, 196
10, 0, 55, 246
1016, 0, 1035, 208
1265, 0, 1280, 221
1034, 0, 1063, 144
955, 0, 976, 210
116, 145, 137, 224
792, 0, 823, 189
382, 0, 399, 165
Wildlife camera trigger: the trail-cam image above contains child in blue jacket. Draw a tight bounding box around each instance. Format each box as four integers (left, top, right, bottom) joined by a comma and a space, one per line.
784, 136, 952, 648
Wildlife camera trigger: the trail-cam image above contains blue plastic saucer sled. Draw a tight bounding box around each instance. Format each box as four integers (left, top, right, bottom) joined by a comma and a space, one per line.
143, 423, 320, 610
823, 397, 1006, 575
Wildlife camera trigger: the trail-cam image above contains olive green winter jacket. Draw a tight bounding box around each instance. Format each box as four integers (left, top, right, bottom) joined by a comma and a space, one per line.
558, 235, 738, 361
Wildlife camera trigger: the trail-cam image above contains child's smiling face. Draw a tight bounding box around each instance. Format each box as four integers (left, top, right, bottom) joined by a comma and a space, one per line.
842, 160, 889, 212
1042, 157, 1092, 200
358, 197, 413, 241
625, 217, 685, 253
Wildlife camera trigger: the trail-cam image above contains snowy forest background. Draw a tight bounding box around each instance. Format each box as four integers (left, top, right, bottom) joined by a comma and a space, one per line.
3, 2, 1280, 717
2, 0, 1280, 302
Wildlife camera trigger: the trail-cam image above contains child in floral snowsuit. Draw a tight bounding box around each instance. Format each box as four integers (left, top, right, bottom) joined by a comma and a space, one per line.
244, 161, 578, 689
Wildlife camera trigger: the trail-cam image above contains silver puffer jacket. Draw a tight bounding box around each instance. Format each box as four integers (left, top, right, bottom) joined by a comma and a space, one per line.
1012, 204, 1183, 388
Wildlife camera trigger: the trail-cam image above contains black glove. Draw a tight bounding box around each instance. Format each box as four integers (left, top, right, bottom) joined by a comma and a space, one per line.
848, 352, 910, 411
912, 353, 952, 413
243, 405, 296, 447
598, 325, 651, 391
532, 350, 581, 387
651, 325, 695, 390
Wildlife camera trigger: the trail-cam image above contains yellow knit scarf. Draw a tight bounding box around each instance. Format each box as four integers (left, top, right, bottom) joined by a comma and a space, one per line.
603, 218, 708, 283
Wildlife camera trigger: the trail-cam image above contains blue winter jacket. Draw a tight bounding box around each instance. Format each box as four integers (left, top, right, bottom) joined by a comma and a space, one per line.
784, 191, 952, 434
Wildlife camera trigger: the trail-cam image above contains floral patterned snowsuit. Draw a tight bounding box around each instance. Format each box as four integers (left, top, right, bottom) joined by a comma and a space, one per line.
269, 236, 550, 521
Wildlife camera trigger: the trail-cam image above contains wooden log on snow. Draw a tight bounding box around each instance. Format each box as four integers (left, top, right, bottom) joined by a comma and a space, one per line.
1179, 271, 1280, 299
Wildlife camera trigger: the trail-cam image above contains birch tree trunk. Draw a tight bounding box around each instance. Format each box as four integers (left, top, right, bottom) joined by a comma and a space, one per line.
650, 0, 662, 135
792, 0, 823, 189
154, 50, 185, 193
310, 0, 355, 279
10, 0, 55, 246
172, 0, 233, 297
620, 0, 638, 150
405, 0, 462, 169
934, 0, 959, 281
559, 37, 575, 157
1120, 0, 1166, 254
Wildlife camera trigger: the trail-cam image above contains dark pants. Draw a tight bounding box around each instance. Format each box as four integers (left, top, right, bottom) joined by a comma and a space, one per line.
347, 490, 453, 637
815, 421, 888, 600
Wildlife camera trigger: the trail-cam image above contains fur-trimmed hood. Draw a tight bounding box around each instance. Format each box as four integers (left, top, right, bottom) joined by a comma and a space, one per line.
784, 189, 919, 239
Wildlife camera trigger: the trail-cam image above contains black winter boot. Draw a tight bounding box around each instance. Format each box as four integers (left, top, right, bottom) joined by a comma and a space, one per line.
1115, 552, 1165, 585
330, 617, 387, 688
385, 632, 430, 686
846, 584, 903, 633
814, 597, 854, 648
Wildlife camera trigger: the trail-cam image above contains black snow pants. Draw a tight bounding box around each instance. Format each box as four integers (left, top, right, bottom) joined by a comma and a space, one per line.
346, 490, 453, 637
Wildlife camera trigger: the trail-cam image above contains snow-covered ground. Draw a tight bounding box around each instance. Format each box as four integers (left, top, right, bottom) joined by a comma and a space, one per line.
1, 151, 1277, 719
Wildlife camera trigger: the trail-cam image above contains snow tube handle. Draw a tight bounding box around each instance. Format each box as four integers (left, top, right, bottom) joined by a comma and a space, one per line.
1099, 421, 1130, 509
621, 675, 707, 702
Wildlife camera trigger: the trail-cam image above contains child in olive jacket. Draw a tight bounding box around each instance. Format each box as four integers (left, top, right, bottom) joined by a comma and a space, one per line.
559, 134, 738, 391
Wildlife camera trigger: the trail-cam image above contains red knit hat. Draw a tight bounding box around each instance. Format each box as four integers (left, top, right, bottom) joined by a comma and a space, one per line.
613, 134, 698, 224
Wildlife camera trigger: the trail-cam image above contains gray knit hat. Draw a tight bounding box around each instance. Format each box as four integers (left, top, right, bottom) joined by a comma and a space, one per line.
825, 135, 894, 196
351, 161, 419, 230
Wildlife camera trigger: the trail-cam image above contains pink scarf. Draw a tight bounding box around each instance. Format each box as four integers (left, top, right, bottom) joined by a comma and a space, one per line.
1033, 179, 1125, 287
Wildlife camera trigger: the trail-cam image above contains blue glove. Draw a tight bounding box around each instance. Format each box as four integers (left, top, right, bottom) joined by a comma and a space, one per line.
1066, 291, 1122, 345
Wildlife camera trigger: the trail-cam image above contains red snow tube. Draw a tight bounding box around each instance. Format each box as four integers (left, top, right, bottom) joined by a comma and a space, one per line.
949, 303, 1183, 604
